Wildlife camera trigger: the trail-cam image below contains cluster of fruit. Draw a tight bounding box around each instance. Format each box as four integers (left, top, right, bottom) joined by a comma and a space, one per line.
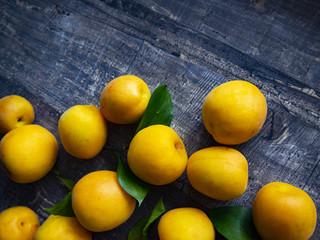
0, 76, 317, 240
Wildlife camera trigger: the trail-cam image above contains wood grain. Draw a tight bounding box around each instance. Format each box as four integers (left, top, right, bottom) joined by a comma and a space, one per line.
137, 0, 320, 91
1, 0, 319, 239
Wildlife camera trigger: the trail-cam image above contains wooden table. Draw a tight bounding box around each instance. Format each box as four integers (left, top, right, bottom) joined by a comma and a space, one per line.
1, 0, 319, 239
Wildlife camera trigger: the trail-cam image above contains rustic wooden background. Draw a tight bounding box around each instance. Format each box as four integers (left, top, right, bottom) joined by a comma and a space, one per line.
1, 0, 319, 239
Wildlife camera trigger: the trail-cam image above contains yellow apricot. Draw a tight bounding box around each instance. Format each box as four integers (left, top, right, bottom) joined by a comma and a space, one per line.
252, 182, 317, 240
187, 146, 248, 200
202, 80, 267, 145
100, 75, 151, 124
158, 207, 215, 240
72, 170, 136, 232
128, 125, 188, 185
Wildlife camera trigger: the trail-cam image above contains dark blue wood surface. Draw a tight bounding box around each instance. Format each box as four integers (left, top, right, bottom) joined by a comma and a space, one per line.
1, 0, 319, 239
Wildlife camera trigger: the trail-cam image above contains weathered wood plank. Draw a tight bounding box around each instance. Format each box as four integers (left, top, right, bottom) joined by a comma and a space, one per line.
1, 0, 144, 111
129, 0, 320, 91
0, 0, 319, 239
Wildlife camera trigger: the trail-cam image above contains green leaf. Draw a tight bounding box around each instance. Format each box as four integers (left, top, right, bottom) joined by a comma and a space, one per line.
58, 178, 76, 191
104, 147, 128, 153
135, 85, 173, 134
127, 197, 166, 240
116, 154, 150, 206
142, 197, 166, 239
52, 168, 60, 176
44, 191, 75, 217
207, 206, 260, 240
127, 216, 149, 240
52, 168, 76, 191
